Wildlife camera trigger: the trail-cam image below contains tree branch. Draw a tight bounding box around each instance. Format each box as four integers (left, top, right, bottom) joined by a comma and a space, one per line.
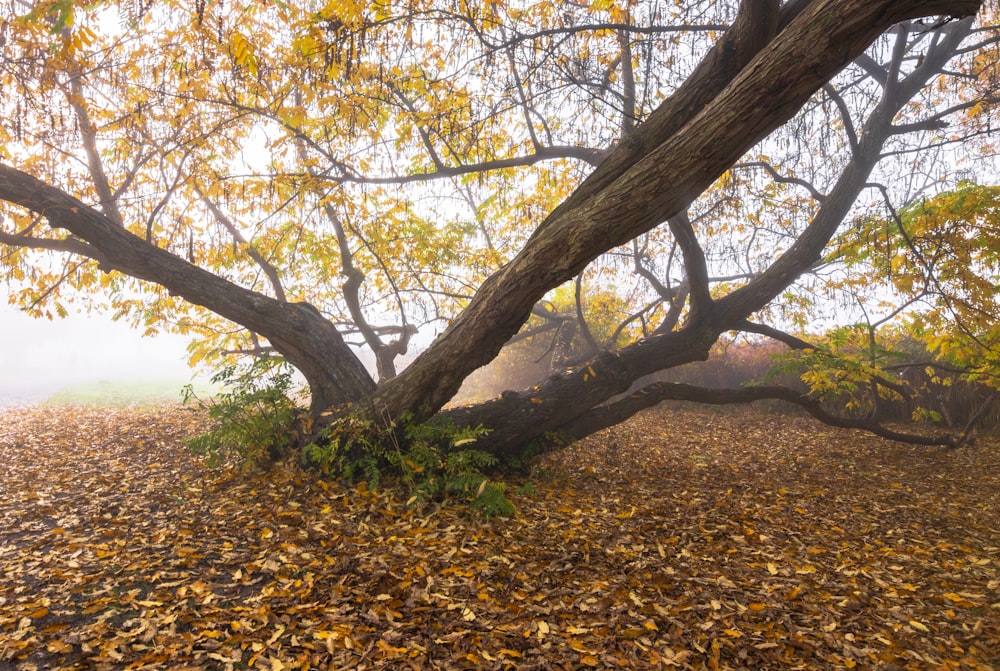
197, 189, 288, 303
0, 163, 376, 412
560, 381, 962, 447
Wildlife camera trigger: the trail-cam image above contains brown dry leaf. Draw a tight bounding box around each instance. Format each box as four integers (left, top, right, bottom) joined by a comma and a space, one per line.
1, 405, 998, 669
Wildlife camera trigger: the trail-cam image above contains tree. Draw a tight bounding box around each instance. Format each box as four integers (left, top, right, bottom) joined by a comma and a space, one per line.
1, 0, 997, 462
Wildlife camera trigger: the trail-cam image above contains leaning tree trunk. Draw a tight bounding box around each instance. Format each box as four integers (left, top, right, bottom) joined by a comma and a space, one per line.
0, 166, 377, 413
365, 0, 982, 429
436, 11, 976, 460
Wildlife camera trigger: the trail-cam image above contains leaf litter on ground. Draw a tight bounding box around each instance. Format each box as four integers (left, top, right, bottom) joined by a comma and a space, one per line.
0, 404, 997, 670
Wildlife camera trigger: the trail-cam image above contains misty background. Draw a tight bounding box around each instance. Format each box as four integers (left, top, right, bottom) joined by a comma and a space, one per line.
0, 303, 197, 407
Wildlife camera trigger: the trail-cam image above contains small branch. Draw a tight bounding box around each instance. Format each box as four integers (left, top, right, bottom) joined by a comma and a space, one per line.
198, 189, 288, 302
387, 83, 447, 171
486, 22, 727, 53
617, 28, 637, 138
852, 53, 889, 87
0, 229, 105, 261
823, 83, 861, 158
959, 394, 994, 442
64, 73, 125, 227
504, 45, 542, 153
735, 161, 826, 202
737, 320, 816, 350
631, 237, 674, 301
221, 345, 279, 357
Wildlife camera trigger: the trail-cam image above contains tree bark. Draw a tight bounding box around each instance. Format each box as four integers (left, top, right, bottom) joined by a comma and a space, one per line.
369, 0, 983, 425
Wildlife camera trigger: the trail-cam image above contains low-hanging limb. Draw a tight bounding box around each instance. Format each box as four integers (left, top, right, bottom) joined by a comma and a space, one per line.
558, 381, 963, 448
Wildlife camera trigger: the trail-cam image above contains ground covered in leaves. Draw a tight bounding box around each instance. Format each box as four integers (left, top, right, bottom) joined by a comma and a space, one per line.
1, 404, 997, 670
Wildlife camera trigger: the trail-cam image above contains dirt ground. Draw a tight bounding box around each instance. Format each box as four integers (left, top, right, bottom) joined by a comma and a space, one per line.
1, 404, 997, 670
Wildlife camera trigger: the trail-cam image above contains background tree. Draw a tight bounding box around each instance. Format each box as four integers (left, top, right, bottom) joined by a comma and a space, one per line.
1, 0, 997, 461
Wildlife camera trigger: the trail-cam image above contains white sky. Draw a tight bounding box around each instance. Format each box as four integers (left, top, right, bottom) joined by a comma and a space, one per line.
0, 302, 197, 402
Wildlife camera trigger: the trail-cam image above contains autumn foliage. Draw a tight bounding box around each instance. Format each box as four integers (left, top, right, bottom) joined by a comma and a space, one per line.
3, 0, 1000, 460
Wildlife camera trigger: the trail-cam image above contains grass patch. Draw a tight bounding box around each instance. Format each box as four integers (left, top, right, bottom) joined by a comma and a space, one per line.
43, 379, 216, 406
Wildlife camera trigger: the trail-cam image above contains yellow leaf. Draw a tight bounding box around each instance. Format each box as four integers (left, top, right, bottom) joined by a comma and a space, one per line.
267, 624, 286, 644
909, 620, 930, 633
46, 640, 73, 653
260, 527, 273, 539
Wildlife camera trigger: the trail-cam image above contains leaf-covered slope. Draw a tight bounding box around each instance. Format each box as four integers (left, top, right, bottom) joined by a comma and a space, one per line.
1, 405, 997, 669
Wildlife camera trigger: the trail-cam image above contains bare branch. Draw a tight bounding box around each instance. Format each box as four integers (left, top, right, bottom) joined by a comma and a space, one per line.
197, 188, 288, 303
734, 161, 826, 202
561, 381, 961, 447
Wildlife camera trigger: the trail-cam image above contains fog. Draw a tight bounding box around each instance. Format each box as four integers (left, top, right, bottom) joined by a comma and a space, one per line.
0, 304, 196, 406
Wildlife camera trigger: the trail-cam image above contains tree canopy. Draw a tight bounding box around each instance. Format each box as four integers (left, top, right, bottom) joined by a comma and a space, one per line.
2, 0, 999, 461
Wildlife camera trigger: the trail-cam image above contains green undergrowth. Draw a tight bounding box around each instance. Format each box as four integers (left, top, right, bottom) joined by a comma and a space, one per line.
184, 358, 518, 517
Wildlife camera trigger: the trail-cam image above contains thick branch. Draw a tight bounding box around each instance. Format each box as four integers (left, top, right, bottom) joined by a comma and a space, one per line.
375, 0, 980, 423
560, 381, 961, 448
0, 163, 376, 412
665, 210, 712, 323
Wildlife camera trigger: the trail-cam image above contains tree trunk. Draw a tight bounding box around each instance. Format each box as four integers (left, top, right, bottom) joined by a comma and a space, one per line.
367, 0, 982, 426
